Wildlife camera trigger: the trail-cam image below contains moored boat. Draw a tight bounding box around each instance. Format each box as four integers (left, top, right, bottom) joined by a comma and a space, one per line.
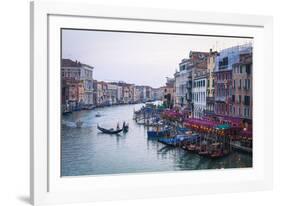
186, 144, 197, 152
198, 141, 209, 156
176, 127, 190, 134
147, 130, 169, 138
158, 134, 190, 146
198, 150, 209, 156
208, 143, 229, 158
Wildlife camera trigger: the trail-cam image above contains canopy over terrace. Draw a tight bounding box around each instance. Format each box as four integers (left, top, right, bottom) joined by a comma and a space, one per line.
204, 114, 251, 127
184, 118, 242, 137
184, 118, 219, 128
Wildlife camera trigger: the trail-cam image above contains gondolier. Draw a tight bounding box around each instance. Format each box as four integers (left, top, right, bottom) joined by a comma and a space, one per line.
122, 121, 129, 132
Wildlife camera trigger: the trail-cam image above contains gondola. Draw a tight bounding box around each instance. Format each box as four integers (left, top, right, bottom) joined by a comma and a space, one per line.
97, 125, 123, 134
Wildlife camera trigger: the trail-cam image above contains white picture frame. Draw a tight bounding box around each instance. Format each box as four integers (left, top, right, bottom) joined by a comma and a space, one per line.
30, 1, 273, 205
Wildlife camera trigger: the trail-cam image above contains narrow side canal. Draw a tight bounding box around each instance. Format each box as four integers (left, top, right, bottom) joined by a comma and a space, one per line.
61, 102, 252, 176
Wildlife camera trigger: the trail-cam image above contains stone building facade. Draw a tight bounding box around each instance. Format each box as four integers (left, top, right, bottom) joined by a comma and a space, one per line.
205, 50, 218, 115
61, 59, 94, 111
214, 70, 232, 116
162, 77, 175, 108
213, 44, 252, 117
230, 53, 252, 119
192, 72, 207, 118
174, 51, 208, 111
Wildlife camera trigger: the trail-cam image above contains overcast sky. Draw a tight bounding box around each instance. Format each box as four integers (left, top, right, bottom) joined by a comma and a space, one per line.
62, 29, 252, 88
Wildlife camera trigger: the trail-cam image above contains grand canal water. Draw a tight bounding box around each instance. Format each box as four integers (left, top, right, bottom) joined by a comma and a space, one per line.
61, 102, 252, 176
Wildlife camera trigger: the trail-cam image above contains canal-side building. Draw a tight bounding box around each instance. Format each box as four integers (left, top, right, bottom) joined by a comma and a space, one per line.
81, 65, 94, 107
93, 80, 99, 106
134, 85, 164, 103
135, 86, 145, 103
192, 71, 207, 118
213, 52, 232, 116
189, 51, 209, 83
214, 44, 252, 116
93, 81, 124, 106
62, 79, 84, 112
174, 58, 193, 107
151, 87, 163, 101
230, 52, 252, 120
117, 85, 123, 103
61, 59, 94, 109
162, 77, 175, 108
145, 86, 153, 102
174, 51, 209, 115
189, 51, 209, 71
93, 81, 109, 106
101, 81, 110, 106
189, 52, 209, 116
214, 70, 232, 116
107, 83, 122, 105
205, 49, 218, 115
113, 82, 135, 104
